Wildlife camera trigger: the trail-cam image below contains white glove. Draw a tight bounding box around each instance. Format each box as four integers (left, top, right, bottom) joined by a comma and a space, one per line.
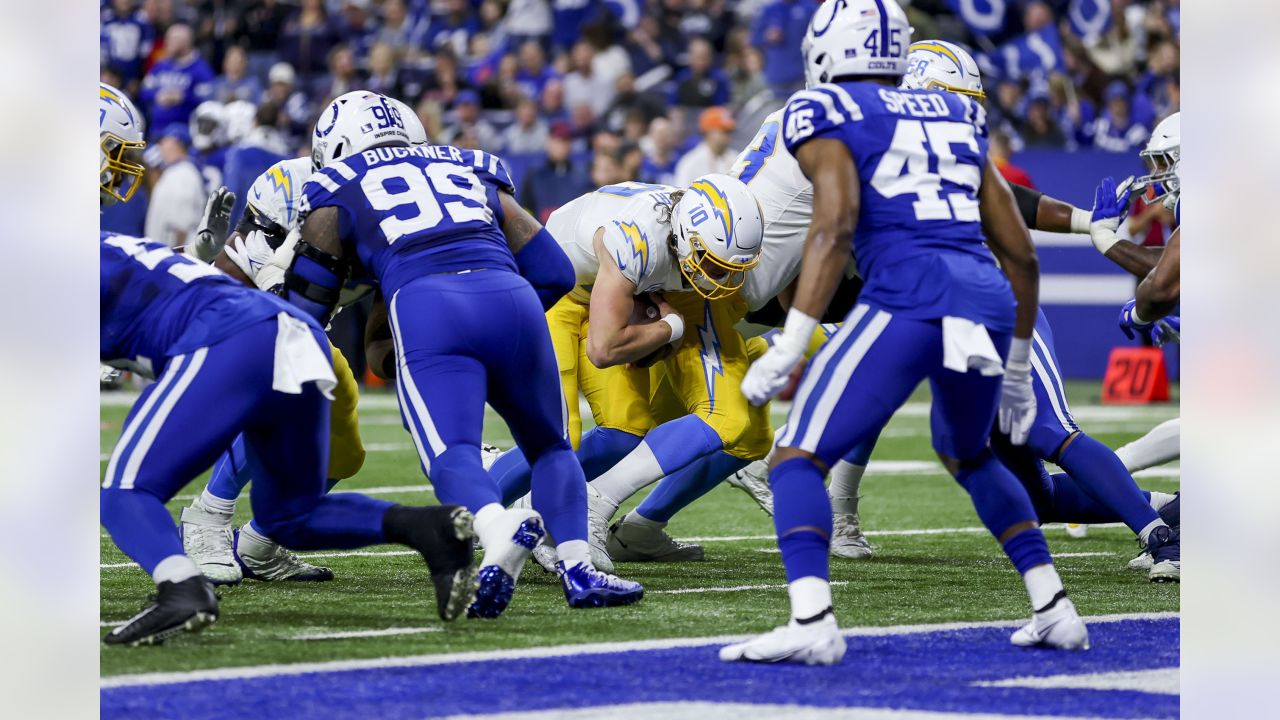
740, 307, 817, 407
998, 338, 1036, 445
741, 345, 804, 407
190, 186, 236, 263
1087, 176, 1133, 255
255, 228, 299, 292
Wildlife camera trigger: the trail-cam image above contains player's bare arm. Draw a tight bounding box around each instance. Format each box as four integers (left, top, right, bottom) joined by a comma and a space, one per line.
499, 190, 575, 310
980, 158, 1039, 341
586, 231, 682, 368
365, 294, 395, 380
788, 138, 859, 320
1136, 228, 1180, 320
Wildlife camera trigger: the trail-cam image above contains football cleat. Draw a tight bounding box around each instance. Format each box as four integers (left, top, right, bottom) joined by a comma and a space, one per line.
234, 527, 334, 582
558, 561, 644, 608
1157, 491, 1180, 528
1127, 550, 1154, 571
727, 462, 774, 516
1010, 593, 1090, 650
180, 505, 242, 585
468, 508, 546, 619
481, 443, 503, 471
103, 576, 219, 647
1065, 523, 1089, 539
387, 505, 481, 621
830, 511, 874, 559
1145, 525, 1180, 583
720, 610, 846, 665
585, 483, 616, 573
606, 513, 704, 562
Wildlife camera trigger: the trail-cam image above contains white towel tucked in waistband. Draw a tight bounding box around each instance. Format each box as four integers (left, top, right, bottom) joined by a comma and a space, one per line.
941, 316, 1005, 377
273, 312, 337, 399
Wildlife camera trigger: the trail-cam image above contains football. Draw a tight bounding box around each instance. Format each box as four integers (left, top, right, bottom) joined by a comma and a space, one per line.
631, 292, 661, 325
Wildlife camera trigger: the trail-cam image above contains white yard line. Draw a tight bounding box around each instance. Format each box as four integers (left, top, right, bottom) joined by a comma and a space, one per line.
651, 581, 850, 596
975, 667, 1179, 695
443, 702, 1098, 720
291, 627, 441, 641
99, 611, 1177, 688
1051, 552, 1116, 558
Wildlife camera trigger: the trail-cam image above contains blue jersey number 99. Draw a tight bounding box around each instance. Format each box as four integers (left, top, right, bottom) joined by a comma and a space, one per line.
361, 163, 491, 245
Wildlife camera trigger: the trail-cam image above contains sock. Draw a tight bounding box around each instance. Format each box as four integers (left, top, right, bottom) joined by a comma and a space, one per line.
152, 554, 201, 585
238, 521, 272, 545
1136, 518, 1167, 545
529, 445, 589, 545
576, 427, 645, 480
1114, 418, 1180, 472
772, 457, 833, 583
788, 576, 833, 621
491, 447, 534, 507
593, 416, 722, 507
1055, 433, 1161, 536
556, 539, 592, 568
1002, 526, 1054, 575
198, 488, 236, 516
1148, 490, 1176, 512
101, 488, 186, 576
206, 436, 254, 501
634, 451, 748, 523
827, 460, 866, 516
1023, 563, 1065, 612
473, 502, 505, 542
623, 511, 664, 529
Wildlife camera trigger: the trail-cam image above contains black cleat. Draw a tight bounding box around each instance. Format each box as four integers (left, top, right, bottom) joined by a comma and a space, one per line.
385, 505, 480, 621
103, 576, 219, 647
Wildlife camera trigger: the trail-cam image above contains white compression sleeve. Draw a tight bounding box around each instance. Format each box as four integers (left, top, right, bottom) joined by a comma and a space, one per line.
1114, 418, 1181, 473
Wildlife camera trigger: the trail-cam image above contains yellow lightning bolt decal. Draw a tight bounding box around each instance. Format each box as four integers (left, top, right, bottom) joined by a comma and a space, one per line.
614, 220, 649, 277
690, 179, 734, 246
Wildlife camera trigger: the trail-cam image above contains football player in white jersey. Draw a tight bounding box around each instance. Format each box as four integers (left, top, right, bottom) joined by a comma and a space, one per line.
178, 94, 431, 584
485, 176, 769, 568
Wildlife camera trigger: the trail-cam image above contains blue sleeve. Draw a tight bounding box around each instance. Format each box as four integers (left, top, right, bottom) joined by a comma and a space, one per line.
781, 85, 863, 156
514, 227, 575, 311
463, 149, 517, 195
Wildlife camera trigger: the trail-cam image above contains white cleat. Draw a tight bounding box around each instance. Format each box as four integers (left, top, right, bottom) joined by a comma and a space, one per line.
1149, 559, 1180, 583
606, 513, 704, 562
585, 484, 616, 573
481, 443, 503, 471
468, 507, 546, 618
1128, 550, 1154, 571
720, 612, 847, 665
180, 505, 242, 585
1010, 595, 1090, 650
234, 526, 334, 582
830, 511, 874, 559
1065, 523, 1089, 539
727, 463, 774, 516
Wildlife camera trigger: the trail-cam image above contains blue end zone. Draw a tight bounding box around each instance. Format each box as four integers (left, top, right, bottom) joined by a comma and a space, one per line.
102, 617, 1178, 719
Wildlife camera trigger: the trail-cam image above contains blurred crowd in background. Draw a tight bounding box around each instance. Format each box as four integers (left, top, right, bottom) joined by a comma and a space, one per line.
101, 0, 1180, 242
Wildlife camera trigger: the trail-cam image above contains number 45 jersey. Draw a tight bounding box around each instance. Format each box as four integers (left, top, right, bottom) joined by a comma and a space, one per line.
300, 145, 518, 296
782, 82, 1015, 331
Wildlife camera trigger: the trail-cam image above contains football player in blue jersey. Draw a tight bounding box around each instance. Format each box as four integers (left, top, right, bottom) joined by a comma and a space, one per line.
286, 92, 644, 616
722, 0, 1088, 664
99, 87, 480, 647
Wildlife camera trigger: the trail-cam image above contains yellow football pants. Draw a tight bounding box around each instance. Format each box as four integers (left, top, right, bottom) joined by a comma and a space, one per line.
327, 343, 366, 480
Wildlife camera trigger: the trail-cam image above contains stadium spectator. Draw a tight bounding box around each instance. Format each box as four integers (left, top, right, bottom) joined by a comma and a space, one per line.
237, 0, 292, 80
552, 0, 607, 52
514, 40, 559, 102
223, 102, 290, 227
428, 0, 482, 57
318, 45, 365, 101
1021, 93, 1069, 150
503, 97, 550, 155
671, 38, 730, 108
601, 72, 665, 135
280, 0, 340, 81
728, 46, 768, 110
505, 0, 554, 46
337, 0, 379, 60
539, 77, 571, 125
420, 47, 472, 108
989, 130, 1035, 190
564, 40, 615, 117
145, 124, 207, 250
639, 116, 680, 185
140, 23, 215, 138
365, 43, 403, 99
624, 14, 676, 77
442, 90, 501, 150
375, 0, 428, 58
479, 52, 525, 110
1091, 80, 1151, 153
212, 47, 263, 105
262, 62, 314, 141
591, 148, 625, 187
521, 121, 592, 223
674, 107, 739, 186
750, 0, 816, 97
618, 140, 645, 181
100, 0, 154, 91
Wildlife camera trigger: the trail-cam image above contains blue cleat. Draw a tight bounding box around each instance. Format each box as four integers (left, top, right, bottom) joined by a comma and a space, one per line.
1158, 492, 1180, 528
1146, 525, 1180, 583
558, 561, 644, 609
468, 508, 545, 619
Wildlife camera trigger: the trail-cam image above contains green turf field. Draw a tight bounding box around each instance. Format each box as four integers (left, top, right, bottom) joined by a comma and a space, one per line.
99, 382, 1179, 679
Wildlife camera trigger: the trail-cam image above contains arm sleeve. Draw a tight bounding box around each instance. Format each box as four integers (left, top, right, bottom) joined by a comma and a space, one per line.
1010, 183, 1043, 229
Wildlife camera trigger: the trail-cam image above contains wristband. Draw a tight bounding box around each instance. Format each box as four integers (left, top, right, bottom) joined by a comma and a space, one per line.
1008, 336, 1032, 367
779, 307, 819, 356
662, 313, 684, 344
1070, 207, 1091, 234
1130, 306, 1151, 326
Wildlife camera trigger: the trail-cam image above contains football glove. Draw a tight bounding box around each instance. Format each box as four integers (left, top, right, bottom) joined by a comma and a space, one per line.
998, 338, 1036, 445
255, 228, 299, 293
741, 345, 804, 407
1088, 176, 1131, 255
190, 186, 236, 262
1119, 300, 1180, 347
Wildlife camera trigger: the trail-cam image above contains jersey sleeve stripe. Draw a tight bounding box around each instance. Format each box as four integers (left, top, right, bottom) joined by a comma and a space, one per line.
471, 150, 486, 168
817, 84, 864, 122
310, 172, 341, 194
328, 162, 357, 181
790, 90, 846, 125
488, 153, 499, 176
